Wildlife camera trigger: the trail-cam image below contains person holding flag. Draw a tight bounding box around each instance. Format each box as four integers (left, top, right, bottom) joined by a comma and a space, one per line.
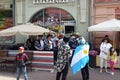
71, 36, 89, 80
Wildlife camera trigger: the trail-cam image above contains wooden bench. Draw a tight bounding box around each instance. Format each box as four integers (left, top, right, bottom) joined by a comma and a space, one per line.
0, 50, 8, 69
0, 50, 8, 59
8, 50, 33, 71
24, 51, 33, 71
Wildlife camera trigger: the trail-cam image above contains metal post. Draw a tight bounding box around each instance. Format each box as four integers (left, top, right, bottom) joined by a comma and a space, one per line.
12, 0, 16, 44
12, 0, 15, 26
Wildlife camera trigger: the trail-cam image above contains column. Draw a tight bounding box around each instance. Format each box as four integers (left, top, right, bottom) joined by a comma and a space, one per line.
16, 0, 23, 24
80, 0, 87, 23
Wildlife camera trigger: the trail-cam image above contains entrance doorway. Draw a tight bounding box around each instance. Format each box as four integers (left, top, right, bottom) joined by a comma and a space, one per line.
65, 26, 74, 34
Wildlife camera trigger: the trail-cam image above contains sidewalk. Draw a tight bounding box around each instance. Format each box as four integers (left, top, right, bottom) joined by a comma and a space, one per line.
0, 68, 119, 80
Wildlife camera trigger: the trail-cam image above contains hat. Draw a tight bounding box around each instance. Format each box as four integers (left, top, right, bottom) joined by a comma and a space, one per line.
57, 34, 64, 39
19, 46, 24, 50
79, 37, 86, 44
74, 32, 80, 36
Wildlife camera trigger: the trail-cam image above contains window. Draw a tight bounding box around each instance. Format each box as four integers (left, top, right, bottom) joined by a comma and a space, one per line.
0, 10, 13, 44
65, 26, 74, 34
115, 7, 120, 20
30, 7, 75, 33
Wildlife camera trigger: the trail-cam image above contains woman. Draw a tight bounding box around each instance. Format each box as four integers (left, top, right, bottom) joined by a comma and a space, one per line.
99, 38, 112, 73
25, 35, 36, 50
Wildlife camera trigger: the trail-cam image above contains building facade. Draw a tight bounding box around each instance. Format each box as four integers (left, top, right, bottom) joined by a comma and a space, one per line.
0, 0, 90, 45
92, 0, 120, 49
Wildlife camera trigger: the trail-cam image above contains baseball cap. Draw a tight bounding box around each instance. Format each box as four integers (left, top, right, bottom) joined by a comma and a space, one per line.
18, 46, 24, 50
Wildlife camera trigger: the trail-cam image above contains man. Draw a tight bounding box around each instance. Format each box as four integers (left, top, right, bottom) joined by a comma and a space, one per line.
52, 33, 59, 65
34, 35, 44, 51
15, 46, 29, 80
44, 34, 53, 51
24, 35, 36, 50
69, 35, 79, 64
55, 36, 71, 80
71, 36, 89, 80
79, 37, 89, 80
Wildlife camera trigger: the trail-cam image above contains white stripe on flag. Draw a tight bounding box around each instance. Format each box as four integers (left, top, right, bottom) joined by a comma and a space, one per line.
71, 45, 89, 67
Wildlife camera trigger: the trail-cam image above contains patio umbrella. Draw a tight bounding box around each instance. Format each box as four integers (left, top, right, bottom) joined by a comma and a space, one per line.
88, 19, 120, 47
0, 23, 54, 36
88, 19, 120, 32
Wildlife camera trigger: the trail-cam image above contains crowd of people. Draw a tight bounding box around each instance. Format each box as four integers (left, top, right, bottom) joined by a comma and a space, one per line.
24, 32, 80, 64
16, 33, 119, 80
23, 32, 90, 80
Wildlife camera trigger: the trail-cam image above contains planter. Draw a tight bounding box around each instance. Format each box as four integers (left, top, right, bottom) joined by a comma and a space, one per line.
89, 55, 96, 68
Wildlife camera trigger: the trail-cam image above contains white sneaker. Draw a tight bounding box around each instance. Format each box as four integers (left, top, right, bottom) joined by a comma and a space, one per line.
50, 69, 54, 73
111, 72, 114, 75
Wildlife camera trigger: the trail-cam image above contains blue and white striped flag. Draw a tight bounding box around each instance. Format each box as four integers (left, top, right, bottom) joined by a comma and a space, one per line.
71, 43, 89, 74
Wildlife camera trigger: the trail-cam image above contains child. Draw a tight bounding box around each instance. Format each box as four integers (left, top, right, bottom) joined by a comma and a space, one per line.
15, 46, 29, 80
108, 47, 118, 75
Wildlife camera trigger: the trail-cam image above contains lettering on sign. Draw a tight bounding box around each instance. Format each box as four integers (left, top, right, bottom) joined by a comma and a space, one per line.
33, 0, 74, 4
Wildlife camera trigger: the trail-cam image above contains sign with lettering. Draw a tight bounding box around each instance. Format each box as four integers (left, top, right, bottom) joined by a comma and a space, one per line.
33, 0, 73, 4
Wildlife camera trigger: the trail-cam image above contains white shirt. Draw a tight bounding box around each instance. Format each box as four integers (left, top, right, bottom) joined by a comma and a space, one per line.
40, 40, 44, 50
49, 40, 53, 49
99, 42, 112, 59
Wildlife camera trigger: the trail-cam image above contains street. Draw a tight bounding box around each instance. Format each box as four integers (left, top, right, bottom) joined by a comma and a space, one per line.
0, 68, 120, 80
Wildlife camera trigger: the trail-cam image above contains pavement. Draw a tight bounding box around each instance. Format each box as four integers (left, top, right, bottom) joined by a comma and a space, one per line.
0, 67, 120, 80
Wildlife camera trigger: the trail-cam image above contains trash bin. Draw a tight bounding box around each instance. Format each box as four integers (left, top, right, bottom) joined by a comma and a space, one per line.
89, 50, 98, 68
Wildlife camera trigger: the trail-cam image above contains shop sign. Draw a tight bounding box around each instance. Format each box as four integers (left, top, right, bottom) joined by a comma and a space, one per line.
33, 0, 72, 4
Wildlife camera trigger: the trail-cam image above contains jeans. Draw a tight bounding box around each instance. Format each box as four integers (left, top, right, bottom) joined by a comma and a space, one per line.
17, 66, 28, 80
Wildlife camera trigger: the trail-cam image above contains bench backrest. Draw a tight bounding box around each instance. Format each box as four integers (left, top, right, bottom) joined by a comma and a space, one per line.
0, 50, 8, 58
24, 51, 33, 61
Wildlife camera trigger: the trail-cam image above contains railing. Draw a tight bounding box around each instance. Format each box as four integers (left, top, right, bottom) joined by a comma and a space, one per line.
0, 50, 54, 72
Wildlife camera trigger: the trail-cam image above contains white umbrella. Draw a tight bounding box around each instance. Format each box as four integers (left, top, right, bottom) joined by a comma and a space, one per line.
88, 19, 120, 47
0, 23, 54, 36
88, 19, 120, 32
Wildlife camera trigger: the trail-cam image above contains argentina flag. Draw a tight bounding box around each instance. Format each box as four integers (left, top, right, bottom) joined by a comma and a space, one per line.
71, 42, 89, 74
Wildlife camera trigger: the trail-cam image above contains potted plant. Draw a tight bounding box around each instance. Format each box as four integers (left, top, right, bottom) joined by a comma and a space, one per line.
89, 50, 98, 68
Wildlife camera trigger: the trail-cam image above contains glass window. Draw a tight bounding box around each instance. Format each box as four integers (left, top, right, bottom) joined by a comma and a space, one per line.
0, 10, 14, 45
115, 8, 120, 20
30, 7, 75, 33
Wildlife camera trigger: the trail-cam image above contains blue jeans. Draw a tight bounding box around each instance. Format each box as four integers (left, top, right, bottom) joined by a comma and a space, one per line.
17, 66, 28, 80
